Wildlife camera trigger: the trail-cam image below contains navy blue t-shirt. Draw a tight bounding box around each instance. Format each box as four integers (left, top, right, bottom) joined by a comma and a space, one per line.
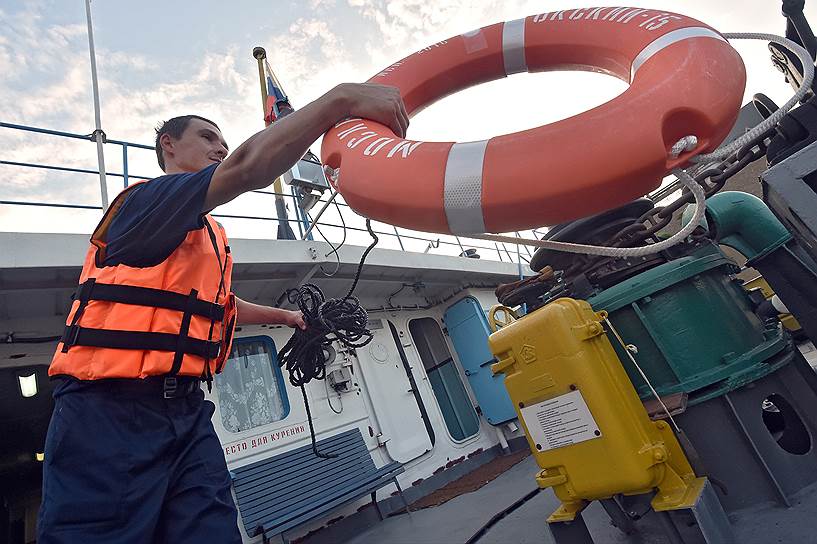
103, 163, 218, 267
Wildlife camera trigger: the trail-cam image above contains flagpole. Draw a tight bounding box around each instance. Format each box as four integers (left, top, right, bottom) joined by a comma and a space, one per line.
252, 47, 269, 114
84, 0, 108, 211
252, 47, 296, 240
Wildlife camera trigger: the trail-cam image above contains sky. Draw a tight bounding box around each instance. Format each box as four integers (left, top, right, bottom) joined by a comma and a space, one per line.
1, 0, 815, 258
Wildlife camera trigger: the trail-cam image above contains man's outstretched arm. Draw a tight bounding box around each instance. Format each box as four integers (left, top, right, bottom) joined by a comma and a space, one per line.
204, 83, 408, 211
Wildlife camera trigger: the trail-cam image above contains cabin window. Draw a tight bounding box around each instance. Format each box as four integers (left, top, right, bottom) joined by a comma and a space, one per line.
409, 318, 480, 441
215, 336, 290, 433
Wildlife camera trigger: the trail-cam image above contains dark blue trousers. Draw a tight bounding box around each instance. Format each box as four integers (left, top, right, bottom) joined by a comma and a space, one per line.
37, 381, 242, 543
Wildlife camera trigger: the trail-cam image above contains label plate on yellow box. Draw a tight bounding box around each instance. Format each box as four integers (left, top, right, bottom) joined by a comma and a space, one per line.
520, 390, 601, 451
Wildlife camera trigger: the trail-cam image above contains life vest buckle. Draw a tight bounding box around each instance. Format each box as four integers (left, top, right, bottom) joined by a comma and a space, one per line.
162, 376, 199, 398
163, 376, 178, 398
61, 325, 80, 353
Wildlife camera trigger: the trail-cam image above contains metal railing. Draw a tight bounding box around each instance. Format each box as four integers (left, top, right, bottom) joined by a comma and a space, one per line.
0, 121, 533, 266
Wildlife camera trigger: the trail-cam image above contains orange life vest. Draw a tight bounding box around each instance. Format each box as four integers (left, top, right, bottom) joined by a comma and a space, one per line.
49, 182, 237, 381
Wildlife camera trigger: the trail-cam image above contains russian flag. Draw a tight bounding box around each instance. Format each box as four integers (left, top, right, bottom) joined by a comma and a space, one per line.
264, 60, 291, 123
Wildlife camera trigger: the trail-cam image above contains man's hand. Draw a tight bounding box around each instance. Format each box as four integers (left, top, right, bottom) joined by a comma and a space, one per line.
332, 83, 409, 138
234, 297, 307, 328
284, 310, 307, 330
204, 82, 408, 212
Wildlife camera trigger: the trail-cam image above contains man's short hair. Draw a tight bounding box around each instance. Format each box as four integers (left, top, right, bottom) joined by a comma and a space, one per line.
154, 115, 221, 172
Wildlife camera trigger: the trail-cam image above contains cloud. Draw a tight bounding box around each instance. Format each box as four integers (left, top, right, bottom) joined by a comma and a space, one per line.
0, 8, 266, 236
346, 0, 507, 62
1, 0, 815, 241
263, 18, 360, 105
98, 51, 154, 71
0, 4, 107, 214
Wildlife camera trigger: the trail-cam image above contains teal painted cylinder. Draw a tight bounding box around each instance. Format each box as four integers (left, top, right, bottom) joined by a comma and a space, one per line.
681, 191, 792, 260
586, 244, 789, 405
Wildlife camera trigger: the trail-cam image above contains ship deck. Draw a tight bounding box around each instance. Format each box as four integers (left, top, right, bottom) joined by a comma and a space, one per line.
329, 446, 817, 544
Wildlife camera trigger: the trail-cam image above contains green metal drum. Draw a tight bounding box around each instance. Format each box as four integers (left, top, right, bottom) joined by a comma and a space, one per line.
587, 244, 789, 405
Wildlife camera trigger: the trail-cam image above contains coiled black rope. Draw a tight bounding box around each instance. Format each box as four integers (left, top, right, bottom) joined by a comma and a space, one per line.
277, 219, 378, 458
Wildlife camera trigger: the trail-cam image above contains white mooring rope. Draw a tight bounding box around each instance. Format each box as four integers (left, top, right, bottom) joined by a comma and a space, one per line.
473, 168, 705, 257
693, 33, 814, 163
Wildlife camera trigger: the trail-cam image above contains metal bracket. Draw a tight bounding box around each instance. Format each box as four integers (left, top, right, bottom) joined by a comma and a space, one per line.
547, 511, 595, 544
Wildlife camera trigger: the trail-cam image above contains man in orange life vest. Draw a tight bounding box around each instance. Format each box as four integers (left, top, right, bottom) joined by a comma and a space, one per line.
37, 83, 409, 543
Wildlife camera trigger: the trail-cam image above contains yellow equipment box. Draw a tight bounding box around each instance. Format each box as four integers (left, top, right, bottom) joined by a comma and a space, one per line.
489, 298, 704, 522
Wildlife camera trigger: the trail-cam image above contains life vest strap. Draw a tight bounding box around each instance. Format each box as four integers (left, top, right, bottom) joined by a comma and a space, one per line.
75, 279, 225, 321
201, 219, 230, 386
170, 289, 199, 375
216, 312, 236, 374
60, 326, 222, 360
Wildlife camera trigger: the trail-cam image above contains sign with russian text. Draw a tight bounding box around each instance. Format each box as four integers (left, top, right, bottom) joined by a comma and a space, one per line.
223, 423, 307, 458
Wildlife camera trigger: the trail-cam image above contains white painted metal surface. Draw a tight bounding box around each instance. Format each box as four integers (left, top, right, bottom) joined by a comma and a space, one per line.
355, 320, 433, 463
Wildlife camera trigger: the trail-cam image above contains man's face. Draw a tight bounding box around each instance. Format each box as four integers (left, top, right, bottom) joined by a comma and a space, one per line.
161, 118, 229, 173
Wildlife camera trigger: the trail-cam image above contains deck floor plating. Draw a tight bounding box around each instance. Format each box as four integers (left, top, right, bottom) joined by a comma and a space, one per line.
336, 455, 817, 544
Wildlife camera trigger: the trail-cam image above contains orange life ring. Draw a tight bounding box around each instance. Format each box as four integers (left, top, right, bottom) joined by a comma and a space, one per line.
321, 8, 746, 235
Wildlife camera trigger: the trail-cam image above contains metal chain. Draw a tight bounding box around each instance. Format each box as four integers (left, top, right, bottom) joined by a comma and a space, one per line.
506, 129, 775, 306
557, 130, 773, 281
617, 132, 772, 248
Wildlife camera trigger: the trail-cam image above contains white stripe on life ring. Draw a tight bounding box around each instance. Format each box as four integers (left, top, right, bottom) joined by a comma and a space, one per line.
631, 26, 726, 81
444, 140, 489, 234
502, 18, 528, 75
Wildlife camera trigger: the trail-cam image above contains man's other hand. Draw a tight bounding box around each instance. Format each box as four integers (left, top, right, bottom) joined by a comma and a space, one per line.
285, 310, 307, 330
234, 297, 308, 328
333, 83, 409, 138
